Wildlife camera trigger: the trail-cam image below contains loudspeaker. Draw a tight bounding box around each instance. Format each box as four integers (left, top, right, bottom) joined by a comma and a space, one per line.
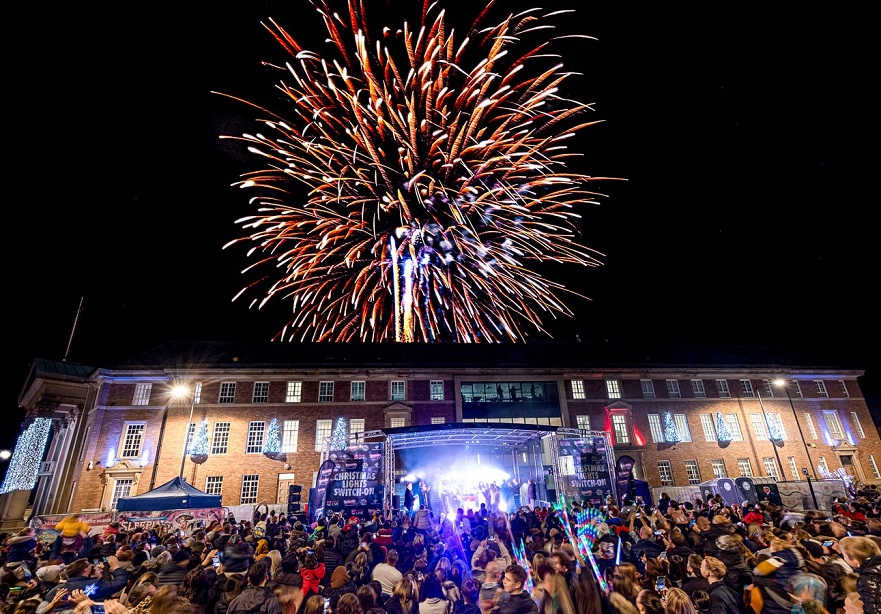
392, 495, 400, 511
288, 502, 301, 513
289, 485, 302, 502
735, 477, 758, 505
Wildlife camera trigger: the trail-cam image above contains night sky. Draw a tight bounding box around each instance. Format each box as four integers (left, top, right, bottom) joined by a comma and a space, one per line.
6, 1, 877, 464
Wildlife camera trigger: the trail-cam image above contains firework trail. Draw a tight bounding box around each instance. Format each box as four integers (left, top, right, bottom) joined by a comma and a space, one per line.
217, 0, 610, 343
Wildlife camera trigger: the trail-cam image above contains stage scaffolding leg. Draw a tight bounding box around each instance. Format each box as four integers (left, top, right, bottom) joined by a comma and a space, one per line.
384, 435, 395, 514
549, 432, 563, 505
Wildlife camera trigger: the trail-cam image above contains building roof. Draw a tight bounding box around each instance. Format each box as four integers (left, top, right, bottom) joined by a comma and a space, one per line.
362, 422, 564, 450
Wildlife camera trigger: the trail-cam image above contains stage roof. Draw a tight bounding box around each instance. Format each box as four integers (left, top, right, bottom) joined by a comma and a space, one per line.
361, 423, 573, 450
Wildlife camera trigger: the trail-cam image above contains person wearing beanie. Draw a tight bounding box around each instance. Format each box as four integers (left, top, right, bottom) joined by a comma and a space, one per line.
254, 539, 271, 562
39, 556, 129, 613
322, 565, 358, 610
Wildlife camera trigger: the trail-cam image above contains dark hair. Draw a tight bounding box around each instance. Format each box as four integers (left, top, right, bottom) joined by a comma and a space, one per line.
421, 573, 445, 600
336, 592, 363, 614
247, 562, 268, 586
460, 578, 480, 603
503, 564, 528, 587
357, 585, 378, 611
691, 589, 711, 614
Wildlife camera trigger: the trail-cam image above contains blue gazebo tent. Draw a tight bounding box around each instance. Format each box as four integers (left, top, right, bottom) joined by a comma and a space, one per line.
115, 476, 221, 512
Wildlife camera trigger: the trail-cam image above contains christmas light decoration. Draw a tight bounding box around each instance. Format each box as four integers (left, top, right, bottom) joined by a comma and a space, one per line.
716, 413, 733, 442
765, 413, 783, 441
662, 412, 680, 443
0, 418, 52, 494
330, 417, 348, 451
263, 418, 281, 457
190, 420, 209, 455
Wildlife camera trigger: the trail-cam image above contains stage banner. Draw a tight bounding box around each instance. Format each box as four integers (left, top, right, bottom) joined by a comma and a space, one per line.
557, 435, 614, 507
115, 508, 225, 534
324, 442, 385, 518
312, 459, 336, 522
615, 455, 637, 507
30, 512, 114, 549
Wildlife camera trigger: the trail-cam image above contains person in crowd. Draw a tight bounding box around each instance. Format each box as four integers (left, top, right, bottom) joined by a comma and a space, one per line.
227, 562, 282, 614
494, 564, 536, 614
700, 556, 740, 614
371, 550, 403, 600
324, 566, 358, 611
38, 557, 129, 614
839, 536, 881, 614
661, 587, 695, 614
357, 585, 385, 614
384, 575, 418, 614
215, 573, 247, 614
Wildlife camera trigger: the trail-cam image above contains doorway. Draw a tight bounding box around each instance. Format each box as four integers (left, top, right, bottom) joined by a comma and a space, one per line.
277, 473, 296, 504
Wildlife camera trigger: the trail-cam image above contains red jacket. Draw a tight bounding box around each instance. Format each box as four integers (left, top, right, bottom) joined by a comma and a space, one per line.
743, 511, 765, 525
301, 562, 326, 595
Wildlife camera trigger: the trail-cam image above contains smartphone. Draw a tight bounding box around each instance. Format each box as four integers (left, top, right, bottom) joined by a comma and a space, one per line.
635, 512, 641, 518
103, 556, 109, 562
323, 598, 330, 613
658, 551, 667, 560
92, 605, 106, 614
656, 576, 666, 591
823, 541, 834, 547
212, 555, 221, 567
92, 559, 102, 566
654, 530, 664, 536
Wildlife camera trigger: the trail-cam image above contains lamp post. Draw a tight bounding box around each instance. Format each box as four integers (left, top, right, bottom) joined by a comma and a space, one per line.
756, 386, 786, 481
177, 386, 197, 480
773, 378, 819, 509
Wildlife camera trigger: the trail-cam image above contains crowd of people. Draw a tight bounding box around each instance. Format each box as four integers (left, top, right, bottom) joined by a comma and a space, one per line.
1, 482, 879, 614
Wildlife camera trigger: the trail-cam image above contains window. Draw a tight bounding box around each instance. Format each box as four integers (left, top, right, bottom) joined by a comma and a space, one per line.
711, 459, 727, 478
252, 382, 269, 403
246, 421, 265, 454
648, 414, 664, 443
611, 414, 630, 444
319, 382, 334, 402
850, 412, 866, 438
572, 380, 585, 399
792, 381, 803, 397
576, 415, 591, 432
350, 418, 365, 440
558, 455, 576, 476
111, 479, 133, 509
282, 420, 300, 453
219, 382, 236, 404
211, 422, 230, 454
869, 455, 881, 479
133, 383, 152, 406
804, 413, 818, 439
737, 458, 754, 477
119, 423, 145, 458
641, 380, 656, 399
674, 415, 692, 442
350, 381, 366, 402
390, 417, 406, 428
725, 414, 744, 441
761, 380, 775, 397
740, 380, 755, 398
315, 419, 332, 451
431, 416, 445, 424
430, 380, 444, 401
184, 423, 196, 454
390, 381, 406, 401
658, 461, 674, 486
684, 460, 701, 484
716, 380, 731, 398
788, 457, 800, 480
205, 476, 223, 496
840, 380, 850, 398
700, 414, 717, 442
815, 380, 829, 398
750, 414, 768, 440
763, 457, 780, 480
824, 411, 845, 439
193, 382, 202, 404
606, 380, 622, 399
240, 475, 260, 505
818, 456, 829, 474
666, 380, 681, 398
286, 382, 302, 403
691, 380, 706, 398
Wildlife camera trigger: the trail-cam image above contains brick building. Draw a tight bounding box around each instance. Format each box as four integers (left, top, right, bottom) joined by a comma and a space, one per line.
2, 340, 878, 524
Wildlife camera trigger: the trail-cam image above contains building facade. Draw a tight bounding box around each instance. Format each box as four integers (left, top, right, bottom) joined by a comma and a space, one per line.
2, 341, 878, 525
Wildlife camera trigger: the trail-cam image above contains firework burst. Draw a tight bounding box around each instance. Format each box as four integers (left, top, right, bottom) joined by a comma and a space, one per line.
218, 0, 609, 343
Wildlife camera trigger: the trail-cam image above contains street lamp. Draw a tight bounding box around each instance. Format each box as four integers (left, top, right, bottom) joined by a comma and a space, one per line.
755, 386, 785, 480
174, 385, 197, 480
773, 378, 818, 479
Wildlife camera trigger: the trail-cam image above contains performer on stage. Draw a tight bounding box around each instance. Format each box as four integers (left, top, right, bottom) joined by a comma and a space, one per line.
419, 480, 433, 511
404, 481, 415, 517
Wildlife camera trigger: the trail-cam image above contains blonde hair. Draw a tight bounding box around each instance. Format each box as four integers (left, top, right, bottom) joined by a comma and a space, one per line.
664, 588, 696, 614
701, 556, 727, 580
539, 572, 575, 614
839, 536, 881, 566
392, 576, 416, 614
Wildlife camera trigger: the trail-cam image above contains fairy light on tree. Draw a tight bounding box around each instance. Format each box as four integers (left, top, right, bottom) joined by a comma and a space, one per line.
662, 412, 680, 443
330, 417, 348, 451
0, 418, 52, 494
263, 418, 281, 459
189, 420, 209, 463
716, 413, 733, 442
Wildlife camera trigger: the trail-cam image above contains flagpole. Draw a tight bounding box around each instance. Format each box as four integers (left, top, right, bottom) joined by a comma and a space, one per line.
63, 296, 84, 362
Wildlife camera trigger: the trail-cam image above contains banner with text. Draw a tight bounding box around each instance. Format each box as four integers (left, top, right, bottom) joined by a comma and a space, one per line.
557, 435, 614, 507
323, 442, 385, 518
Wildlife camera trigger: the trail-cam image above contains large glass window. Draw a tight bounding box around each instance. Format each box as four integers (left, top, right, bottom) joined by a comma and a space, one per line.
611, 414, 629, 444
241, 475, 259, 504
605, 380, 622, 399
133, 383, 152, 406
711, 459, 727, 478
315, 419, 332, 451
684, 460, 701, 484
737, 458, 753, 477
205, 476, 223, 496
716, 379, 731, 398
119, 423, 145, 458
461, 381, 557, 402
824, 411, 844, 439
666, 380, 681, 398
212, 422, 230, 454
219, 382, 236, 404
641, 380, 655, 398
246, 421, 265, 454
576, 415, 591, 432
282, 420, 299, 452
252, 382, 269, 403
390, 381, 406, 401
111, 479, 133, 509
319, 382, 334, 402
351, 381, 366, 402
572, 380, 585, 399
658, 461, 673, 486
430, 381, 444, 401
763, 457, 780, 480
286, 382, 302, 402
350, 419, 365, 439
691, 380, 706, 398
700, 414, 716, 441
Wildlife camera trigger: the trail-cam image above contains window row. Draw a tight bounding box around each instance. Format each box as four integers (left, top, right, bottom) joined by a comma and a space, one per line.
203, 475, 261, 505
574, 408, 866, 447
570, 378, 849, 401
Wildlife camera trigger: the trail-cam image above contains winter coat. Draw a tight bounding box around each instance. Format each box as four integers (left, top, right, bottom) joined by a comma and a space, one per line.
301, 563, 327, 596
157, 561, 190, 586
42, 570, 129, 607
716, 548, 751, 594
698, 523, 735, 557
752, 546, 805, 590
323, 580, 358, 610
224, 541, 255, 573
386, 595, 420, 614
5, 535, 37, 562
858, 554, 881, 614
227, 584, 283, 614
707, 580, 741, 614
497, 592, 538, 614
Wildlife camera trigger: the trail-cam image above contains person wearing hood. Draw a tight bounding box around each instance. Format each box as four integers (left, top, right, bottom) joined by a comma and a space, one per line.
254, 539, 271, 562
300, 547, 327, 597
697, 515, 736, 558
323, 565, 358, 610
713, 534, 752, 595
228, 561, 282, 614
7, 527, 39, 569
224, 534, 255, 576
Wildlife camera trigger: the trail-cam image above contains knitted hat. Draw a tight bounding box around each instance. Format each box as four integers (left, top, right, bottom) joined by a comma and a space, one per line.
331, 565, 350, 589
36, 564, 65, 583
800, 539, 825, 559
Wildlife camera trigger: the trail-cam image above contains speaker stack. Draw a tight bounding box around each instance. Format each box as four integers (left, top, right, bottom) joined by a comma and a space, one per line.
288, 484, 303, 515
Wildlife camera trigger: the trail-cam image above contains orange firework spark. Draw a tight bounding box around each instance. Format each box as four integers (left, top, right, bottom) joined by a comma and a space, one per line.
217, 0, 610, 343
